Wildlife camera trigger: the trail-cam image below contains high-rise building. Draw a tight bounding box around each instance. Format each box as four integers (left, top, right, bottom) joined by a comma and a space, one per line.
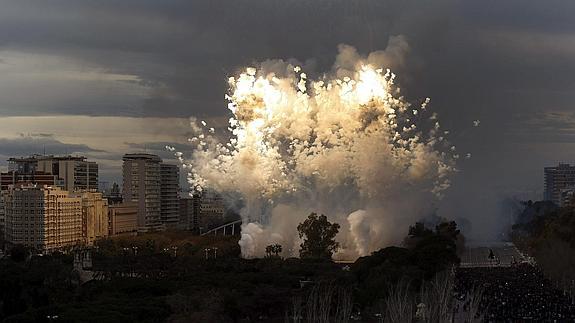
4, 185, 83, 251
0, 191, 6, 240
179, 194, 201, 231
122, 154, 163, 232
160, 164, 180, 229
73, 191, 109, 245
544, 163, 575, 205
7, 156, 41, 173
7, 155, 98, 192
36, 156, 98, 191
108, 202, 138, 236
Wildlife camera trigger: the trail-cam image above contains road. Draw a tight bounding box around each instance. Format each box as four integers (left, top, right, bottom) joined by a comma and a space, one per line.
459, 242, 528, 268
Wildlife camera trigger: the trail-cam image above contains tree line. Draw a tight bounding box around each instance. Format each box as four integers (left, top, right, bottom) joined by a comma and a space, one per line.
0, 213, 463, 322
511, 200, 575, 302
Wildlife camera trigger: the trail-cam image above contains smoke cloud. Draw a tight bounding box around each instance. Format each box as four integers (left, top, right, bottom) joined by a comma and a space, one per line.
172, 39, 457, 259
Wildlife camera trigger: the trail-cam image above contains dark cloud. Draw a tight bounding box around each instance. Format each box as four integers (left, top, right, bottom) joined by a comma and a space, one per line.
0, 0, 572, 135
0, 134, 101, 160
0, 0, 456, 118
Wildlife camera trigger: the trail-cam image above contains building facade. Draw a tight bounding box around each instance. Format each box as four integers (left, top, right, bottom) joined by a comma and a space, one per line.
0, 171, 61, 191
0, 191, 5, 240
7, 155, 98, 192
179, 194, 201, 231
4, 185, 83, 251
122, 154, 163, 232
160, 163, 180, 229
108, 202, 138, 236
544, 163, 575, 205
559, 187, 575, 207
7, 156, 40, 173
36, 156, 98, 191
74, 191, 109, 245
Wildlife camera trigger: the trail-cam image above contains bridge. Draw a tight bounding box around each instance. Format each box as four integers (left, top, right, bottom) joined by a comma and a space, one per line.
201, 219, 242, 236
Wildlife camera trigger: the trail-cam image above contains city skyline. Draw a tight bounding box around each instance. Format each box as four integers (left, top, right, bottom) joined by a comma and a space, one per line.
0, 151, 225, 248
0, 2, 573, 321
0, 1, 574, 204
0, 0, 574, 242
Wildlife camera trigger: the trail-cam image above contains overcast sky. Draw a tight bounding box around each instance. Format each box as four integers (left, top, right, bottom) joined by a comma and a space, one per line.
0, 0, 573, 238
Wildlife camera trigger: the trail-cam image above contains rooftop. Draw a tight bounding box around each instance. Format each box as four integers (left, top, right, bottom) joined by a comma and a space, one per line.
8, 155, 87, 162
123, 153, 162, 162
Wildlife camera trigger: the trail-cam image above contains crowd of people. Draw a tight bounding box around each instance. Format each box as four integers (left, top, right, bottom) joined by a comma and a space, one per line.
455, 263, 575, 321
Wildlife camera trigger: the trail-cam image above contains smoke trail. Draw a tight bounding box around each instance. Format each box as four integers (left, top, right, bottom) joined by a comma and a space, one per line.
171, 41, 457, 259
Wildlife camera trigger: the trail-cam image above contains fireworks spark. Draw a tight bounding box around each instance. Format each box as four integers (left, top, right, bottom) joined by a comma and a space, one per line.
172, 48, 457, 259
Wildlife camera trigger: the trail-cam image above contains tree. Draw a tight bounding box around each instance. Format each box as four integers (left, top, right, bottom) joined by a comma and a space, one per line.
435, 220, 465, 254
265, 244, 282, 258
435, 221, 460, 241
10, 244, 29, 262
297, 213, 340, 259
404, 222, 433, 249
409, 222, 433, 238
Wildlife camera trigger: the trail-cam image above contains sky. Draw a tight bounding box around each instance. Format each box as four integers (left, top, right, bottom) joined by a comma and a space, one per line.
0, 0, 574, 238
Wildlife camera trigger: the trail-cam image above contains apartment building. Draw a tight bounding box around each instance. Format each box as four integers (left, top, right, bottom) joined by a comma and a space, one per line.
122, 154, 163, 232
74, 191, 109, 245
4, 185, 83, 251
160, 163, 180, 229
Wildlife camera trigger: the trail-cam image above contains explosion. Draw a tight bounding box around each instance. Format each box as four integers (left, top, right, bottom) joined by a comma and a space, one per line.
171, 47, 457, 259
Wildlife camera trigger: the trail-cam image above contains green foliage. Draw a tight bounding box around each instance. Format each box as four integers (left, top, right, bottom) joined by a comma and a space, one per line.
412, 234, 459, 278
297, 213, 340, 259
512, 203, 575, 250
0, 223, 464, 321
512, 202, 575, 291
265, 243, 282, 258
352, 221, 461, 308
409, 222, 433, 238
435, 221, 460, 241
405, 220, 464, 254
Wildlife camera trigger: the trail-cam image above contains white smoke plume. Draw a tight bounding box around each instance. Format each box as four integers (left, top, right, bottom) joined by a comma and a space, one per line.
172, 39, 457, 259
